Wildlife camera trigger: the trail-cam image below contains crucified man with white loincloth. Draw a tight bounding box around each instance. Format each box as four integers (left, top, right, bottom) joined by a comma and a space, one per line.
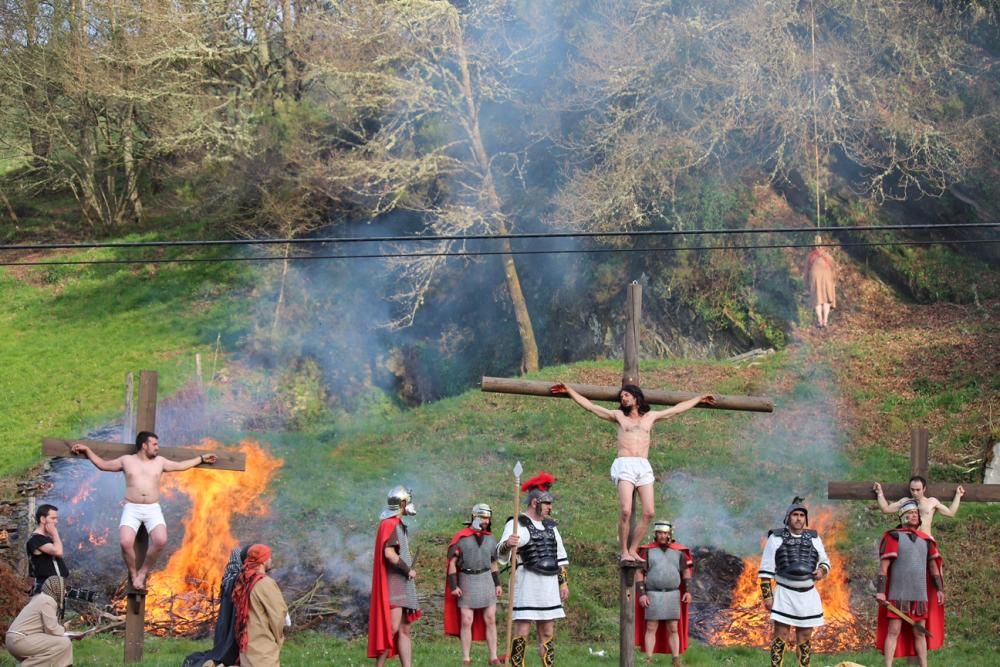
72, 431, 216, 590
550, 382, 714, 562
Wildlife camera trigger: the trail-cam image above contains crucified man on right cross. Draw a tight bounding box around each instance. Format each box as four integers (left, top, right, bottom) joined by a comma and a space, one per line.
550, 383, 715, 563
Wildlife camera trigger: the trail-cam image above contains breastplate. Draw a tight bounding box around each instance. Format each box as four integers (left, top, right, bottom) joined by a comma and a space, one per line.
517, 516, 560, 575
774, 529, 819, 581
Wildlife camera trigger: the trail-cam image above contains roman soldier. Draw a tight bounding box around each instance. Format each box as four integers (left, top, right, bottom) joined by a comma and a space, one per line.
497, 472, 569, 667
758, 497, 831, 667
634, 520, 693, 667
368, 486, 423, 667
445, 503, 503, 666
875, 499, 945, 666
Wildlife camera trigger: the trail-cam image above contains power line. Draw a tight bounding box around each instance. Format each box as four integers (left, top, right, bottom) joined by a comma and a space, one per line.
0, 222, 997, 252
1, 238, 996, 268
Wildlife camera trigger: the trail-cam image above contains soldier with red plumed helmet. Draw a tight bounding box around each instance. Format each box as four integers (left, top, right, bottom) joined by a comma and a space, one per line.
497, 472, 569, 667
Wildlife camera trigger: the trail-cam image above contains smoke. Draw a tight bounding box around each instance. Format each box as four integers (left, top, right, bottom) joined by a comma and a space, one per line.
661, 353, 847, 554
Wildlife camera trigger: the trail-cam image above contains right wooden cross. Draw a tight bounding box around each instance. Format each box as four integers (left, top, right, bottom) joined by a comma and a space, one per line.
827, 427, 1000, 503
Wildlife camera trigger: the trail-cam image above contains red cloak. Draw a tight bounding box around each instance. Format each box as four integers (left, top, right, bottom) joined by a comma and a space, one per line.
367, 516, 423, 659
634, 542, 693, 655
875, 528, 945, 657
443, 527, 491, 641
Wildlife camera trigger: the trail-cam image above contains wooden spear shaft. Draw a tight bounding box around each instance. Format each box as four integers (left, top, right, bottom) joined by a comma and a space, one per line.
503, 461, 523, 664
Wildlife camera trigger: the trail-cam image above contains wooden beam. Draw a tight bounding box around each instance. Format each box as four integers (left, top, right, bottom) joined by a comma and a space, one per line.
623, 282, 641, 387
481, 377, 774, 413
42, 439, 246, 472
827, 482, 1000, 503
910, 428, 929, 479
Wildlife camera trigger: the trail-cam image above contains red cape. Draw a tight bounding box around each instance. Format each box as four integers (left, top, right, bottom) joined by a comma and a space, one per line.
634, 542, 693, 655
367, 516, 423, 659
443, 527, 491, 641
875, 528, 945, 657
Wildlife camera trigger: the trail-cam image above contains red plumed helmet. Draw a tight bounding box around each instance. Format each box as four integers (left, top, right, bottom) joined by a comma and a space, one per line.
521, 472, 555, 493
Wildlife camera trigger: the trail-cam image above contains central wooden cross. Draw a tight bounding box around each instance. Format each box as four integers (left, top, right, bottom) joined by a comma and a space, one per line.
41, 370, 246, 663
482, 281, 775, 667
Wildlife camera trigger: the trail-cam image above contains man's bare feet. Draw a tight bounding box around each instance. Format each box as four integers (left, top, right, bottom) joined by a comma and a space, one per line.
629, 550, 646, 562
132, 570, 148, 591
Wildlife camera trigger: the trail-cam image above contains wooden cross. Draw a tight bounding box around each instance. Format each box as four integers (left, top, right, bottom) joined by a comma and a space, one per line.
41, 370, 246, 663
482, 281, 774, 667
828, 427, 1000, 504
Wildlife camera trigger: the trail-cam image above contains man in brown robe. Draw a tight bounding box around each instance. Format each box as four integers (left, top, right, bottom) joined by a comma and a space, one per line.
233, 544, 288, 667
805, 235, 837, 328
5, 576, 74, 667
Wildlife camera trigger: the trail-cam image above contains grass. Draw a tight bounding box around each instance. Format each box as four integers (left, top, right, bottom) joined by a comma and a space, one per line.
2, 633, 997, 666
0, 239, 252, 477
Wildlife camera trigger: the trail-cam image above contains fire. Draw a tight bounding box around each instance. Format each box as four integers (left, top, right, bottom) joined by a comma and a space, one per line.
708, 508, 871, 652
88, 528, 109, 546
137, 439, 283, 635
70, 471, 101, 505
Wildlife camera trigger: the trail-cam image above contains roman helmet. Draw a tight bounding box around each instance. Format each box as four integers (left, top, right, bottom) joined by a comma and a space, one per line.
783, 496, 809, 526
470, 503, 492, 530
380, 485, 417, 519
897, 498, 919, 521
653, 520, 674, 539
521, 472, 555, 506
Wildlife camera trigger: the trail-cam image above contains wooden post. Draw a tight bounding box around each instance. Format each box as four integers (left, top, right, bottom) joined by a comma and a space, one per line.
123, 372, 134, 445
619, 283, 641, 667
124, 370, 157, 663
623, 282, 641, 387
911, 428, 929, 479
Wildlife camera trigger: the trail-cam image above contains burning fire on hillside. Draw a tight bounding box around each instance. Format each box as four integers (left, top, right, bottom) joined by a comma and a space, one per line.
702, 508, 871, 652
63, 439, 283, 636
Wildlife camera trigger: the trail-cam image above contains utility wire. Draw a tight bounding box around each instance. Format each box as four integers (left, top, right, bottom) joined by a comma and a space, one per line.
0, 222, 997, 252
2, 238, 996, 268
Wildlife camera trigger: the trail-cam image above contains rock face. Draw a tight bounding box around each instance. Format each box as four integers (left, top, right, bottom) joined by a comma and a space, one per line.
984, 442, 1000, 485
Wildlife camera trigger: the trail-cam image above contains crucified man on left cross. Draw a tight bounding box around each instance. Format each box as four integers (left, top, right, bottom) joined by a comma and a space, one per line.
72, 431, 217, 590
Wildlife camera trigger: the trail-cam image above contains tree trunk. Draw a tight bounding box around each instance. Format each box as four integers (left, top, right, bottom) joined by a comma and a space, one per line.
270, 243, 291, 340
122, 103, 143, 224
453, 16, 539, 373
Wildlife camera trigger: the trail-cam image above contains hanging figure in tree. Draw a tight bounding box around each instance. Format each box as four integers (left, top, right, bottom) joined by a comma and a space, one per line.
550, 382, 714, 562
805, 236, 837, 329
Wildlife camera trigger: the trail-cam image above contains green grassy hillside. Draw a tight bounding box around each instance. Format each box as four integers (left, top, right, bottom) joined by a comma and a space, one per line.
0, 227, 996, 664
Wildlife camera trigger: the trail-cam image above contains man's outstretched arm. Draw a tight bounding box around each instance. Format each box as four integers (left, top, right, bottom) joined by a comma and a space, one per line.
648, 394, 715, 422
872, 482, 903, 514
550, 383, 618, 422
935, 485, 965, 518
163, 453, 217, 472
71, 444, 124, 472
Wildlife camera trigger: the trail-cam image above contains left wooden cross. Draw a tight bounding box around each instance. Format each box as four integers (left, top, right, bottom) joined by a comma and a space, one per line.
41, 370, 246, 663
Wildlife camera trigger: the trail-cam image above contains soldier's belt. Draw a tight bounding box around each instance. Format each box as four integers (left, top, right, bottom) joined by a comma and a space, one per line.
777, 581, 815, 592
460, 567, 491, 575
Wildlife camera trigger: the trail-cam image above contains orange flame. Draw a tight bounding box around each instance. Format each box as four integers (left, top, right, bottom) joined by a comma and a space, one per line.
138, 439, 283, 634
709, 508, 871, 651
87, 527, 109, 546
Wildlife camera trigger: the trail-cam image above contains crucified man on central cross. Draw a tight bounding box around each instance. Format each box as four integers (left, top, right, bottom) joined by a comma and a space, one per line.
549, 383, 715, 563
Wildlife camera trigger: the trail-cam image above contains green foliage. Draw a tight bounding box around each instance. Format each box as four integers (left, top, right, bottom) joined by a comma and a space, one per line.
0, 238, 252, 477
275, 358, 329, 431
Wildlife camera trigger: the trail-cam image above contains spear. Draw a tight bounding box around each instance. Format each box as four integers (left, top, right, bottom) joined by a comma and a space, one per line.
873, 596, 933, 638
502, 461, 523, 664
